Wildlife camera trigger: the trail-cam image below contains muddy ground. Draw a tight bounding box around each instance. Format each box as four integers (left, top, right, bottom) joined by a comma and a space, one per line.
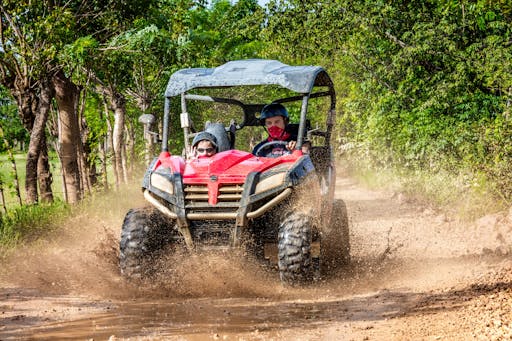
0, 170, 511, 340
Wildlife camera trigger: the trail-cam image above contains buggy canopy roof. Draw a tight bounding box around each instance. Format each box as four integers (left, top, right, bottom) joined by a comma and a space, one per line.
164, 59, 334, 97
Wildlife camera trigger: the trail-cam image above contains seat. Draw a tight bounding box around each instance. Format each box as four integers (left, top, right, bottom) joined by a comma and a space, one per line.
285, 120, 311, 139
204, 122, 231, 152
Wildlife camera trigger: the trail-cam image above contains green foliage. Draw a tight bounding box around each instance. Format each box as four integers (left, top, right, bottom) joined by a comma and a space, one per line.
2, 0, 512, 214
60, 36, 99, 67
261, 0, 512, 204
162, 0, 265, 66
0, 88, 28, 152
264, 0, 348, 63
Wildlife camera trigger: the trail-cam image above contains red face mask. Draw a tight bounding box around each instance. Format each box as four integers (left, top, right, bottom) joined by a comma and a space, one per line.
267, 125, 290, 141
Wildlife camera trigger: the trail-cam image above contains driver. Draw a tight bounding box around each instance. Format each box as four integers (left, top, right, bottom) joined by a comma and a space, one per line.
252, 103, 297, 157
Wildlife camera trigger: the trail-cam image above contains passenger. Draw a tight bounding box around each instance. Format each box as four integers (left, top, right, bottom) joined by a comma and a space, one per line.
252, 103, 309, 157
191, 132, 218, 158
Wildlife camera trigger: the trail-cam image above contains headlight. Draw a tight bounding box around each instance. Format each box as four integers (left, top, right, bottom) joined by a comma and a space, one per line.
150, 173, 174, 195
254, 172, 287, 194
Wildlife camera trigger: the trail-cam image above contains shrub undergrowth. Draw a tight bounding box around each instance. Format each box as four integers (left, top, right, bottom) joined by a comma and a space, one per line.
341, 149, 507, 221
0, 200, 71, 248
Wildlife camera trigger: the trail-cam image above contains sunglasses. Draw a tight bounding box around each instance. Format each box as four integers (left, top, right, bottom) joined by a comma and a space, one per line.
197, 147, 215, 154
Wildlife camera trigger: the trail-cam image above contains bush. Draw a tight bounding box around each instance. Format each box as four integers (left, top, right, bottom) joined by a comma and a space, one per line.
341, 148, 505, 221
0, 201, 70, 247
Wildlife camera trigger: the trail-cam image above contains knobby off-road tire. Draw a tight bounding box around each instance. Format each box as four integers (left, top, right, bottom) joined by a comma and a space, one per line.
320, 199, 350, 273
278, 212, 313, 285
119, 207, 176, 279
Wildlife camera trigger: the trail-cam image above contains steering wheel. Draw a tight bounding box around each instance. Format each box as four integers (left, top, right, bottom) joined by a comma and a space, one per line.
254, 140, 291, 157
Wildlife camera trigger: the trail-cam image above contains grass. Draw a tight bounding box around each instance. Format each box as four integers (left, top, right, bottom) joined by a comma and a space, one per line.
0, 151, 68, 249
0, 149, 147, 252
0, 152, 64, 207
0, 151, 68, 251
0, 178, 145, 252
0, 200, 71, 248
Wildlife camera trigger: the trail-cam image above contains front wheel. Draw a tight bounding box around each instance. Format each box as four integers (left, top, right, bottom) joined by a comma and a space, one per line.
119, 207, 177, 279
277, 212, 313, 285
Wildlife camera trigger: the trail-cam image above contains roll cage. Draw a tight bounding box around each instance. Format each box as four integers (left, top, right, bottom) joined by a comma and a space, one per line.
161, 59, 337, 154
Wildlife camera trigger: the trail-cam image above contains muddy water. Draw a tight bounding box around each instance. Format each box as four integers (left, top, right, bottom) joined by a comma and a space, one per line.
0, 260, 421, 340
3, 253, 502, 340
1, 175, 509, 340
20, 285, 416, 340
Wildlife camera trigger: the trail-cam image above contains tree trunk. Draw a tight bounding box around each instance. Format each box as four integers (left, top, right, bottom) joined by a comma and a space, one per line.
77, 144, 92, 195
38, 135, 53, 203
77, 88, 92, 194
25, 82, 53, 204
99, 135, 109, 191
15, 89, 38, 132
52, 70, 81, 204
99, 99, 110, 191
56, 151, 68, 203
121, 141, 128, 183
88, 158, 98, 187
126, 121, 136, 175
108, 91, 126, 188
103, 98, 117, 189
0, 179, 6, 214
123, 125, 131, 181
10, 86, 43, 204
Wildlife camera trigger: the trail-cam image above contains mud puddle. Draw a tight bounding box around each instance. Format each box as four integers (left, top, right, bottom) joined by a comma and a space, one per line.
2, 254, 508, 340
9, 291, 410, 340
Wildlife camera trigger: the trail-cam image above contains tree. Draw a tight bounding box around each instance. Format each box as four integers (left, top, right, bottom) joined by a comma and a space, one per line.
184, 0, 265, 65
52, 70, 82, 203
0, 0, 166, 201
0, 2, 76, 203
264, 0, 512, 198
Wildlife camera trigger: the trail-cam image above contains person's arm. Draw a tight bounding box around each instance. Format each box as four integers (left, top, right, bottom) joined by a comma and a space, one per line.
252, 140, 265, 155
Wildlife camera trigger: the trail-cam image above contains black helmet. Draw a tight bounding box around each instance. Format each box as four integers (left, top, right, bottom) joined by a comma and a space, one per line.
192, 131, 218, 150
259, 103, 289, 125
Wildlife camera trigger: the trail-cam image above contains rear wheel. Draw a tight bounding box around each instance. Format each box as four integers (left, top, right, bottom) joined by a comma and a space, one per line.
278, 212, 313, 284
321, 199, 350, 273
119, 207, 177, 279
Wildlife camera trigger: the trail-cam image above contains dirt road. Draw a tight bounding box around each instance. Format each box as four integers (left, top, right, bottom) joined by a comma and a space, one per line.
1, 171, 511, 340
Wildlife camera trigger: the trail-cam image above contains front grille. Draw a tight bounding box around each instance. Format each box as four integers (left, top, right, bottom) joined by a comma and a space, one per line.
184, 185, 209, 201
218, 184, 244, 201
184, 184, 244, 207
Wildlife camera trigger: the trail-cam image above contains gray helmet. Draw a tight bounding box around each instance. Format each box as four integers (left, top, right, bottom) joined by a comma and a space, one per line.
192, 131, 218, 150
259, 103, 289, 125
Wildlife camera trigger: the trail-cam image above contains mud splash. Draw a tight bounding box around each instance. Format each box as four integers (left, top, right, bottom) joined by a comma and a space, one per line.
0, 218, 284, 300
